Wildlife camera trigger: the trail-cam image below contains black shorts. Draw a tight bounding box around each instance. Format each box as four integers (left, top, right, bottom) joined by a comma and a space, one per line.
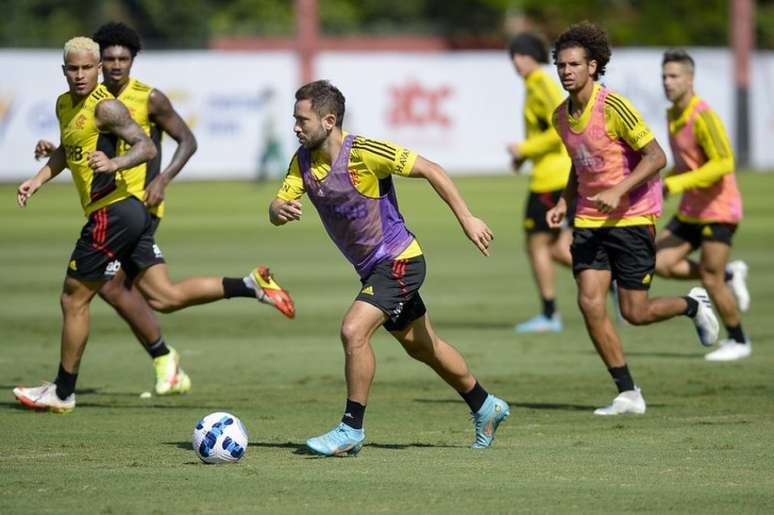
524, 190, 575, 234
665, 216, 737, 250
356, 255, 427, 332
571, 225, 656, 290
66, 197, 165, 282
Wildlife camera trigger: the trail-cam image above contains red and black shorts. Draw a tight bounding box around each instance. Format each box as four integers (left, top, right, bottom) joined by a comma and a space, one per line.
571, 225, 656, 290
524, 190, 575, 234
665, 216, 737, 250
356, 255, 427, 332
66, 197, 165, 282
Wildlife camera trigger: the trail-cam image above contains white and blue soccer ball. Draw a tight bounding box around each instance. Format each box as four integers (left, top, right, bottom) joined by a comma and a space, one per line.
192, 412, 248, 464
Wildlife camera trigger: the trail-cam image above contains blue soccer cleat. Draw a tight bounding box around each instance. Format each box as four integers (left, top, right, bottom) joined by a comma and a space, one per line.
514, 313, 563, 333
306, 423, 365, 457
471, 394, 510, 448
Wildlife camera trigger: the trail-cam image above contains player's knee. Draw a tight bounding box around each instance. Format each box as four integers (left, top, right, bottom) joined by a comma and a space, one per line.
654, 257, 672, 278
620, 306, 649, 326
577, 294, 605, 319
340, 322, 368, 351
146, 292, 184, 313
60, 290, 89, 315
699, 267, 723, 290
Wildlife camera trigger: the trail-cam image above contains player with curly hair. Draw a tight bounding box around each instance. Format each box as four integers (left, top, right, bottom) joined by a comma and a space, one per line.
546, 22, 720, 415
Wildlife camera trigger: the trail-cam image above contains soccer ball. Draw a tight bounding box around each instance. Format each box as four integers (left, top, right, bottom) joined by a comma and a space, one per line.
192, 412, 248, 464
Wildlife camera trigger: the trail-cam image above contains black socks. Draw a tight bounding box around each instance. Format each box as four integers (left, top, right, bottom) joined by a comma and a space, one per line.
55, 363, 78, 400
147, 337, 170, 359
683, 296, 699, 318
222, 277, 254, 298
608, 365, 635, 393
460, 381, 489, 413
542, 297, 556, 318
726, 324, 748, 344
341, 399, 366, 430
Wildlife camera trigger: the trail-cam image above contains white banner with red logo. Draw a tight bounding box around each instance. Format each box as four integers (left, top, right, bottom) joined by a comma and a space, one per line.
1, 49, 773, 182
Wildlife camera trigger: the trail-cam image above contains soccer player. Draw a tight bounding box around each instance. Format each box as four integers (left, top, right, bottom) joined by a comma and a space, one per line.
545, 22, 720, 415
13, 37, 294, 413
507, 33, 573, 333
655, 49, 750, 362
270, 80, 509, 455
35, 22, 203, 395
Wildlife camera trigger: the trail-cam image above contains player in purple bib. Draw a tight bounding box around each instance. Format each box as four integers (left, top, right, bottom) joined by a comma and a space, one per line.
270, 80, 510, 456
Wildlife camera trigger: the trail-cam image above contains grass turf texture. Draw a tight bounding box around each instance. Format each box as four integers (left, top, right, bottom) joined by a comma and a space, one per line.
1, 174, 773, 514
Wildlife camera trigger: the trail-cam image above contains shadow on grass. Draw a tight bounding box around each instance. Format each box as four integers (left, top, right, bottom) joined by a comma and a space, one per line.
624, 351, 703, 359
413, 397, 598, 411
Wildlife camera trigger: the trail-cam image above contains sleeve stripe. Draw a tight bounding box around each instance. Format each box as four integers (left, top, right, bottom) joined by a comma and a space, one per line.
357, 138, 398, 155
352, 143, 395, 162
605, 95, 637, 129
606, 94, 640, 123
352, 142, 396, 160
698, 111, 730, 159
605, 101, 635, 130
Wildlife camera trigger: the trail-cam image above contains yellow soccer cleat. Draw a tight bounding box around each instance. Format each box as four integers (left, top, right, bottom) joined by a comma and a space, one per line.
245, 266, 295, 319
154, 347, 192, 396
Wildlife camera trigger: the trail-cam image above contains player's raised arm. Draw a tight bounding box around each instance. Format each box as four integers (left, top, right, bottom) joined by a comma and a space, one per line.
144, 89, 198, 206
17, 144, 67, 207
408, 155, 494, 256
91, 98, 156, 174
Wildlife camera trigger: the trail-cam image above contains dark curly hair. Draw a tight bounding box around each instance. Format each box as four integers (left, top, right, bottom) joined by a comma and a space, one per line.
295, 80, 346, 128
552, 21, 610, 80
92, 22, 142, 58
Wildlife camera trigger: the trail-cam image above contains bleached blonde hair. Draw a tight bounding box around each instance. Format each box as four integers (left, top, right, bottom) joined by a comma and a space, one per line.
63, 37, 100, 63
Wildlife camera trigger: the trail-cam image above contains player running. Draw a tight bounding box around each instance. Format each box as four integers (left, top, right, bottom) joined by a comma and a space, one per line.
546, 23, 720, 415
655, 48, 750, 362
270, 80, 509, 455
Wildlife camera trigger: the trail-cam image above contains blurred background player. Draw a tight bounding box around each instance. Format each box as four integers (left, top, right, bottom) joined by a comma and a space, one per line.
655, 48, 750, 362
14, 36, 294, 413
270, 80, 509, 456
506, 32, 573, 333
546, 22, 720, 415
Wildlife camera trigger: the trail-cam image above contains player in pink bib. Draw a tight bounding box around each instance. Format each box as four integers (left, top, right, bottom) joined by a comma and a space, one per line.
546, 23, 720, 416
655, 49, 750, 362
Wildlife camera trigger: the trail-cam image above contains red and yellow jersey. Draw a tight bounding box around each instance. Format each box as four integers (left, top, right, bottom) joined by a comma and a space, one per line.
114, 78, 165, 217
277, 133, 422, 258
553, 83, 661, 228
665, 95, 741, 223
517, 67, 571, 193
56, 84, 145, 216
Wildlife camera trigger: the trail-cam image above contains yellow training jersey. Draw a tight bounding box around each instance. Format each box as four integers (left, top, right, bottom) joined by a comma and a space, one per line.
56, 84, 145, 217
114, 78, 165, 217
277, 134, 423, 258
517, 68, 571, 193
552, 82, 657, 228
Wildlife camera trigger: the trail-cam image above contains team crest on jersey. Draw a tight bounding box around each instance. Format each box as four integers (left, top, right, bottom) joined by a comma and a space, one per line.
74, 114, 86, 129
572, 143, 604, 171
104, 260, 122, 276
152, 244, 164, 258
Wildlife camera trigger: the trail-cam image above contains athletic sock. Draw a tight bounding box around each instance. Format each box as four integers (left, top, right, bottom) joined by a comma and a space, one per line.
608, 365, 635, 393
147, 337, 170, 359
726, 324, 748, 344
54, 363, 78, 400
341, 399, 366, 430
460, 381, 489, 413
724, 270, 733, 282
222, 277, 254, 298
542, 297, 556, 318
683, 296, 699, 318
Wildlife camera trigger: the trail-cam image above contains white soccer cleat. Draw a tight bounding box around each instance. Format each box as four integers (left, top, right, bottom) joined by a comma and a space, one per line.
593, 387, 646, 416
13, 382, 75, 413
688, 287, 719, 347
726, 260, 750, 313
704, 339, 752, 362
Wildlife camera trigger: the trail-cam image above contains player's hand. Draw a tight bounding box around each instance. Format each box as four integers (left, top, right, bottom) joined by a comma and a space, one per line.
276, 199, 303, 223
144, 175, 168, 207
461, 215, 494, 257
588, 188, 622, 214
17, 177, 42, 207
506, 143, 525, 173
34, 140, 56, 161
546, 200, 567, 229
87, 151, 118, 174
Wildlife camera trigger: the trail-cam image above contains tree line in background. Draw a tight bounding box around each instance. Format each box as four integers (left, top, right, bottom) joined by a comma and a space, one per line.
1, 0, 772, 49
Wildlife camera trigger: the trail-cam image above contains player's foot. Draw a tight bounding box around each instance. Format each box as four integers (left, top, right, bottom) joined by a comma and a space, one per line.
154, 347, 192, 396
306, 423, 364, 457
471, 394, 510, 448
704, 339, 752, 362
13, 382, 75, 413
244, 266, 295, 319
688, 287, 719, 347
593, 387, 646, 416
726, 260, 750, 312
514, 313, 562, 333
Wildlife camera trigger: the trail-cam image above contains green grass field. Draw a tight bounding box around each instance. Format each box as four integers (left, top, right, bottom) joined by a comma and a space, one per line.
1, 173, 773, 514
